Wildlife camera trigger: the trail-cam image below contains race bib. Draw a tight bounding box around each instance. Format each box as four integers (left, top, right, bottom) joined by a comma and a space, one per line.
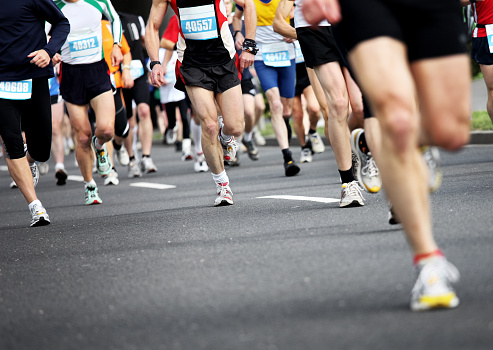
262, 42, 291, 67
486, 24, 493, 53
110, 73, 116, 89
0, 80, 32, 100
68, 31, 100, 59
294, 41, 304, 64
130, 60, 144, 80
179, 5, 218, 40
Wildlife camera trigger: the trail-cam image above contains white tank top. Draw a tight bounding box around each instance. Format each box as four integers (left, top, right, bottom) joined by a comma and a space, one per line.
294, 0, 330, 28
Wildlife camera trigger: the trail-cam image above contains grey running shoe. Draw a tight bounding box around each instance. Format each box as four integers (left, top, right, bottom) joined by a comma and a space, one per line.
128, 160, 142, 178
194, 153, 209, 173
219, 135, 239, 164
300, 148, 313, 163
103, 169, 119, 186
140, 157, 157, 174
351, 152, 359, 182
85, 185, 102, 205
116, 146, 130, 166
422, 146, 442, 193
308, 132, 325, 153
30, 162, 39, 188
350, 129, 382, 193
340, 180, 365, 207
214, 184, 233, 206
411, 256, 460, 311
55, 167, 68, 186
30, 202, 50, 227
253, 127, 266, 146
38, 161, 49, 175
242, 139, 259, 161
92, 136, 112, 176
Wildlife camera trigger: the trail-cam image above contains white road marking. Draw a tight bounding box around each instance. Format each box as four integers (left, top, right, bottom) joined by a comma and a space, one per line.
130, 182, 176, 190
0, 165, 8, 172
257, 195, 339, 204
67, 175, 84, 182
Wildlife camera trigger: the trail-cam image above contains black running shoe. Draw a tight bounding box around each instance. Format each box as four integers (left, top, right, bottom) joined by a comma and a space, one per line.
284, 160, 300, 177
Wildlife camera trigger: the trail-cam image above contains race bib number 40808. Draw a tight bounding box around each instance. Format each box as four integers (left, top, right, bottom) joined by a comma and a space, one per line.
0, 80, 32, 100
179, 5, 218, 40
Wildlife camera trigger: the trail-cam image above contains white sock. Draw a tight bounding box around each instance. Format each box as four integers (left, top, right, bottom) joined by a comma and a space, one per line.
55, 163, 65, 171
243, 131, 253, 142
211, 170, 229, 187
191, 118, 203, 154
28, 199, 42, 211
84, 179, 97, 188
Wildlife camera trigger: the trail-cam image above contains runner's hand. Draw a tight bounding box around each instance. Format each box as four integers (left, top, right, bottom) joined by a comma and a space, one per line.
150, 64, 166, 88
28, 50, 51, 68
111, 46, 123, 67
122, 69, 134, 89
235, 32, 245, 51
239, 51, 254, 72
302, 0, 341, 25
52, 53, 62, 66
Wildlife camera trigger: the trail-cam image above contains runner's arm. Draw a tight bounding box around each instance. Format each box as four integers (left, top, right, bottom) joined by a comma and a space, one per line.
273, 0, 296, 40
302, 0, 341, 25
146, 0, 169, 87
234, 0, 256, 70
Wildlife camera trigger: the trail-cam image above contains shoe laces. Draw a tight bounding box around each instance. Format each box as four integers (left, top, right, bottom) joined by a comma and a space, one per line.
343, 181, 364, 199
413, 257, 460, 293
217, 184, 232, 196
361, 154, 379, 178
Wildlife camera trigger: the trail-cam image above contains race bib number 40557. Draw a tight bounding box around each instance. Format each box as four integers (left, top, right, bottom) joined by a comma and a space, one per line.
0, 80, 32, 100
179, 5, 218, 40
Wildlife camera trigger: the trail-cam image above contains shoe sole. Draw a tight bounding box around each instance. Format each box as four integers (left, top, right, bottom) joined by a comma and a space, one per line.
214, 199, 233, 206
85, 200, 102, 205
56, 171, 67, 186
340, 200, 364, 208
31, 217, 51, 227
411, 293, 459, 311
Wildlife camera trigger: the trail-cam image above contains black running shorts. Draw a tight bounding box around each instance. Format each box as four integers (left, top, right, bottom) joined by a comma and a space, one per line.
338, 0, 468, 61
60, 60, 112, 105
296, 26, 345, 69
472, 37, 493, 65
295, 62, 311, 97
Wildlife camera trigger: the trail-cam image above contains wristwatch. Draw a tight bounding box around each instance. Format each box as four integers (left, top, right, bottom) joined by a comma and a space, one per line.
113, 42, 122, 48
150, 61, 161, 70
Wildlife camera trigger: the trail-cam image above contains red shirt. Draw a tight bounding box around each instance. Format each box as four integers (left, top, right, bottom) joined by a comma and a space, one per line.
162, 15, 179, 44
473, 0, 493, 38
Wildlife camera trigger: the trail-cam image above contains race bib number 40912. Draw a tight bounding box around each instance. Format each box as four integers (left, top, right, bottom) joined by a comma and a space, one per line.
0, 80, 32, 100
179, 5, 218, 40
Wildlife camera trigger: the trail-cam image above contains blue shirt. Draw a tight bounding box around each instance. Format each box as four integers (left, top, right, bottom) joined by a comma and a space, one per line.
0, 0, 70, 81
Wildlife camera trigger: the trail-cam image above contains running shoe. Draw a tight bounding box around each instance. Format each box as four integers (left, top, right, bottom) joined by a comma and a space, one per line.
164, 127, 177, 145
140, 157, 158, 174
92, 136, 112, 176
219, 135, 239, 165
350, 129, 382, 193
242, 139, 259, 161
181, 139, 194, 161
128, 160, 142, 178
55, 167, 68, 186
422, 146, 442, 193
340, 180, 365, 207
284, 160, 300, 177
300, 148, 313, 163
388, 204, 400, 225
411, 256, 460, 311
38, 161, 49, 175
30, 162, 39, 188
30, 202, 50, 227
104, 169, 119, 186
351, 151, 359, 182
10, 180, 17, 189
116, 146, 130, 166
214, 184, 233, 206
194, 153, 209, 173
85, 185, 102, 205
253, 127, 266, 146
308, 132, 325, 153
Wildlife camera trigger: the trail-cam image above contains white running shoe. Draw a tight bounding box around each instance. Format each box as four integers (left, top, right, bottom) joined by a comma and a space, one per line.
340, 180, 365, 207
140, 157, 157, 174
214, 184, 233, 206
308, 132, 325, 153
38, 161, 49, 175
85, 185, 102, 205
30, 162, 39, 188
92, 136, 112, 176
164, 127, 177, 145
181, 138, 194, 161
128, 160, 142, 178
104, 169, 119, 186
300, 148, 313, 163
253, 128, 266, 146
116, 146, 130, 166
30, 202, 50, 227
411, 256, 460, 311
194, 153, 209, 173
350, 129, 382, 193
421, 146, 442, 193
219, 135, 239, 164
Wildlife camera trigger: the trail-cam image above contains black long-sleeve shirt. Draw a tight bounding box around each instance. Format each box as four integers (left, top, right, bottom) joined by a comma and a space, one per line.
0, 0, 70, 81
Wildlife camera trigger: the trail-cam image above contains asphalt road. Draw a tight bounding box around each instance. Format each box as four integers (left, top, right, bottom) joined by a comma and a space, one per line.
0, 143, 492, 350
